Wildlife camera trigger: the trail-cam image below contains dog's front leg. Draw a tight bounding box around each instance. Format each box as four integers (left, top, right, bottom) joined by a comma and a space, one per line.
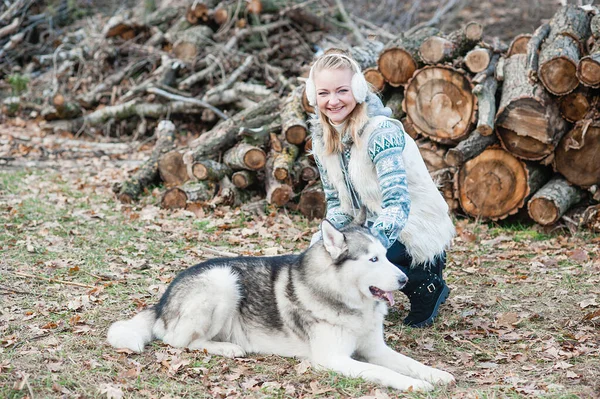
309, 327, 434, 392
357, 328, 454, 386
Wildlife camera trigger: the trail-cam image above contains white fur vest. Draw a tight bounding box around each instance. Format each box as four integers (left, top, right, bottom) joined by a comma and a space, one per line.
311, 115, 455, 264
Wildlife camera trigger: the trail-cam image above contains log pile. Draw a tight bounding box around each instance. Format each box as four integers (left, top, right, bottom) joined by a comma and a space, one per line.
1, 2, 599, 229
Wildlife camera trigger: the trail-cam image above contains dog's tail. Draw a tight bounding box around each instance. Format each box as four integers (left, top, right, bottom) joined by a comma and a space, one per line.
107, 308, 156, 353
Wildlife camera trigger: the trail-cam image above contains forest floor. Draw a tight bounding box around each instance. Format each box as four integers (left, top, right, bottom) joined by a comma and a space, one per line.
1, 117, 599, 398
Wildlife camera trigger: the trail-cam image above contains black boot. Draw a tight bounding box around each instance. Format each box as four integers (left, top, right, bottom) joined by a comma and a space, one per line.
386, 242, 449, 328
399, 258, 449, 328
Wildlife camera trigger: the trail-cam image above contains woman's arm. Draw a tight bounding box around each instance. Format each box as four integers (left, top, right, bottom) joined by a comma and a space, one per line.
313, 154, 353, 230
367, 120, 411, 248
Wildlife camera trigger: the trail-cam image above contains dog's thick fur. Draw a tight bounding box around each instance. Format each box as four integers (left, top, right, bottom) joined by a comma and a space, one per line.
107, 221, 455, 391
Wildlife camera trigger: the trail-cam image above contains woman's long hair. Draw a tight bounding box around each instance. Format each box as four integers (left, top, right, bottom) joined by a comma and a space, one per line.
311, 54, 371, 155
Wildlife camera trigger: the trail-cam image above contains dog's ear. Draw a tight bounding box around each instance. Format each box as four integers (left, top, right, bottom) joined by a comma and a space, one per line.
321, 220, 347, 260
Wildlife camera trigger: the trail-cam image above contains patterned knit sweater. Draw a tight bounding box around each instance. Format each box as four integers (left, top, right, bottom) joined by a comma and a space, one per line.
312, 96, 410, 249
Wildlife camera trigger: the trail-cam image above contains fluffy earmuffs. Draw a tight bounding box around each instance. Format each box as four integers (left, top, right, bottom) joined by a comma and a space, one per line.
305, 53, 368, 107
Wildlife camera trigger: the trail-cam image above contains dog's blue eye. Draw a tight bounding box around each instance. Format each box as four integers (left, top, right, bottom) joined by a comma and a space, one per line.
369, 256, 378, 262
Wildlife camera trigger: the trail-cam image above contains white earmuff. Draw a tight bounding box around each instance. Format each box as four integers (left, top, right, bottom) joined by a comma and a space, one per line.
305, 54, 369, 107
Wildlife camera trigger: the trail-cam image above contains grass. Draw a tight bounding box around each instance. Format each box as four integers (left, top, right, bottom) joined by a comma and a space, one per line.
1, 166, 599, 398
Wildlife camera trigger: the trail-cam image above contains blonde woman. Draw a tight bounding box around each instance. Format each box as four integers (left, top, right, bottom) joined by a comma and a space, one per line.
307, 51, 456, 327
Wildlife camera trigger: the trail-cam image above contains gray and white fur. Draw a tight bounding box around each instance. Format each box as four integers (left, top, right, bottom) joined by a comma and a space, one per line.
107, 221, 455, 392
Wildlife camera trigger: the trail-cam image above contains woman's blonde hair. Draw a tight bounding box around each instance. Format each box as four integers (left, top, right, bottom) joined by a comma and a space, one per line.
311, 51, 371, 154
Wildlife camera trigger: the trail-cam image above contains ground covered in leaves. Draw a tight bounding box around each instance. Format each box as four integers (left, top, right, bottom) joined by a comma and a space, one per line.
1, 121, 600, 398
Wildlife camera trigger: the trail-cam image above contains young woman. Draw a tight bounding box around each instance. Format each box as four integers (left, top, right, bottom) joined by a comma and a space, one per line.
306, 51, 456, 327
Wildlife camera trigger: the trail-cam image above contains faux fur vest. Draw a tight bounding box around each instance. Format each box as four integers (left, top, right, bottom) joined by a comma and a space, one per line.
311, 115, 455, 264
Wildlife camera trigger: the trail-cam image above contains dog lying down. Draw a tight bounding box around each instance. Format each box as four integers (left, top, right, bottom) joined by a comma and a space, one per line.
107, 220, 455, 392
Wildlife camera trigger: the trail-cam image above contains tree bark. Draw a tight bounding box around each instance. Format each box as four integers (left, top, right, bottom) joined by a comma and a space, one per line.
553, 119, 600, 188
223, 142, 267, 171
445, 130, 499, 167
403, 66, 476, 144
527, 175, 585, 225
472, 54, 500, 136
457, 148, 551, 220
495, 54, 569, 161
419, 21, 483, 65
378, 27, 438, 87
189, 159, 232, 181
114, 121, 177, 203
385, 91, 405, 120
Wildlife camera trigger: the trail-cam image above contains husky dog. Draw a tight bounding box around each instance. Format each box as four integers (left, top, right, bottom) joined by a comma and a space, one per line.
107, 221, 455, 392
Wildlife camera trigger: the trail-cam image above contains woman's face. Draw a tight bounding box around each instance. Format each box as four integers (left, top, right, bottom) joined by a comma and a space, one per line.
313, 67, 357, 125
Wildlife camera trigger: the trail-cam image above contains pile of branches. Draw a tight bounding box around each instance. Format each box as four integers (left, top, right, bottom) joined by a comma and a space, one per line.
1, 1, 599, 232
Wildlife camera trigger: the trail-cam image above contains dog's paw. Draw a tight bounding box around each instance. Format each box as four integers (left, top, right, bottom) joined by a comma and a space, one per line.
427, 368, 455, 385
406, 379, 434, 392
188, 341, 246, 358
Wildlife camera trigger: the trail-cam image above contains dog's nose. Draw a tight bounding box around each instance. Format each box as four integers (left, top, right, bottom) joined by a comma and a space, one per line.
397, 274, 408, 290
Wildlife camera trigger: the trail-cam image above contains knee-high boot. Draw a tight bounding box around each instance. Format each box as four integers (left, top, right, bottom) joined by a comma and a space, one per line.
387, 242, 450, 328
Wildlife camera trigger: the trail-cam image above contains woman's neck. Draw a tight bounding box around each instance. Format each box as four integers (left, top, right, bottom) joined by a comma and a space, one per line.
329, 119, 347, 134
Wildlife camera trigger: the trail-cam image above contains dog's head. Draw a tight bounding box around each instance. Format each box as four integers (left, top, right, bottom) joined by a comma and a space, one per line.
316, 220, 407, 307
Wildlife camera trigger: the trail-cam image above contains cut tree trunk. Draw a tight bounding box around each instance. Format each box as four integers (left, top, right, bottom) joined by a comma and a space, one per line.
577, 43, 600, 88
527, 175, 585, 225
378, 27, 438, 87
231, 170, 256, 189
186, 96, 280, 162
577, 13, 600, 88
495, 54, 569, 161
507, 34, 531, 57
464, 46, 492, 74
158, 150, 189, 187
419, 21, 483, 65
472, 54, 500, 136
188, 159, 232, 181
272, 142, 300, 181
403, 66, 476, 144
265, 151, 294, 206
295, 154, 319, 182
445, 130, 499, 167
363, 67, 386, 92
553, 119, 600, 188
170, 25, 214, 62
349, 40, 386, 91
558, 87, 597, 122
416, 139, 449, 172
456, 148, 551, 220
113, 120, 177, 203
186, 0, 220, 24
281, 86, 308, 145
538, 34, 581, 95
161, 181, 216, 209
532, 5, 591, 95
223, 142, 267, 171
298, 183, 326, 220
